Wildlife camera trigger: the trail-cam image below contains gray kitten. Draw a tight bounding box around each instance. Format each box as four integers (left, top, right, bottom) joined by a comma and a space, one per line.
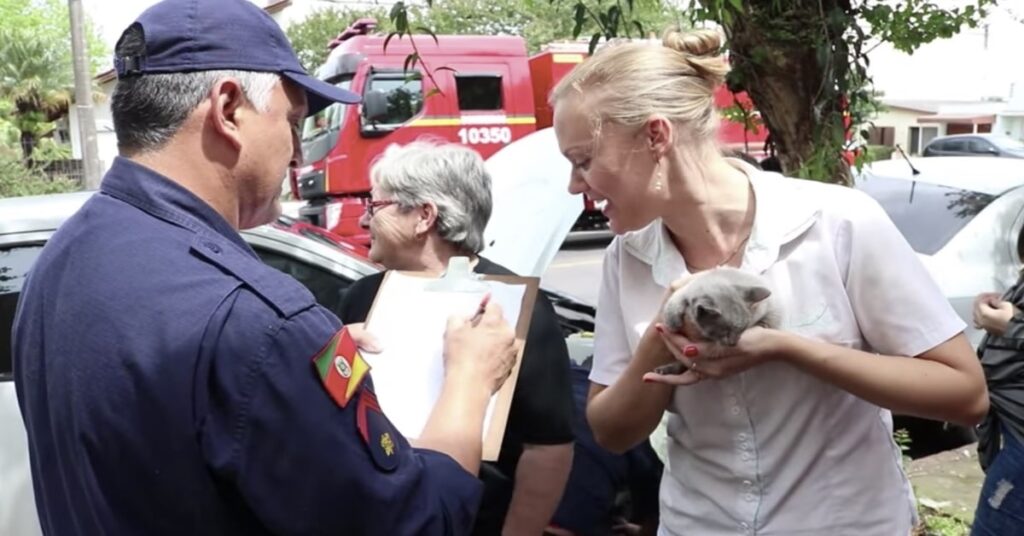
653, 267, 780, 375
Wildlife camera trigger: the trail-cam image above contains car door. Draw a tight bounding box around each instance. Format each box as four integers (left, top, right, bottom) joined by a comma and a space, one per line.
923, 139, 946, 156
968, 138, 999, 157
0, 238, 46, 536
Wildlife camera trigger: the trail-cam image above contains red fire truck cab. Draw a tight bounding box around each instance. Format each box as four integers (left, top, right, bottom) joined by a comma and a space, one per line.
290, 19, 768, 243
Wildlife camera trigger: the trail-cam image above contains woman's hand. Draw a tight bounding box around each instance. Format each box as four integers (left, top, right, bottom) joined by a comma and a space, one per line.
642, 325, 783, 386
973, 293, 1015, 336
346, 322, 382, 353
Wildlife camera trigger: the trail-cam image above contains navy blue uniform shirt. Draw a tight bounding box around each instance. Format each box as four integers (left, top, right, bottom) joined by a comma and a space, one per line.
13, 157, 482, 535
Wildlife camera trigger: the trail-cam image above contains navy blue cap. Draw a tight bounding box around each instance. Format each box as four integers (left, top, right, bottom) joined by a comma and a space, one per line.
114, 0, 360, 116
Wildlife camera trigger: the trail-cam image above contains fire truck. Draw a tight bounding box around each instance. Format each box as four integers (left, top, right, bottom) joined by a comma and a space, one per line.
289, 19, 768, 244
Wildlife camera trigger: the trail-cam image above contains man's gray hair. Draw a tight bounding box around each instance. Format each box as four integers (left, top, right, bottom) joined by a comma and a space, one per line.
371, 140, 493, 254
111, 70, 280, 153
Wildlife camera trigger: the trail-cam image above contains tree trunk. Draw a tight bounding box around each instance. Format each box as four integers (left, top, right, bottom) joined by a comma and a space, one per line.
719, 0, 852, 184
20, 130, 36, 162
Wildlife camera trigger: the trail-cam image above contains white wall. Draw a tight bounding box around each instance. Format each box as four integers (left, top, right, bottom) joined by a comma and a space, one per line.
995, 117, 1024, 141
870, 107, 922, 151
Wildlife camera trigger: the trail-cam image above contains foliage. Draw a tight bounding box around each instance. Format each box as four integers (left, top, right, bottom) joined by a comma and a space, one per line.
375, 0, 995, 183
914, 506, 971, 536
0, 0, 107, 72
0, 144, 79, 198
864, 144, 895, 162
286, 0, 680, 72
0, 0, 106, 159
286, 5, 389, 70
682, 0, 996, 183
897, 428, 971, 536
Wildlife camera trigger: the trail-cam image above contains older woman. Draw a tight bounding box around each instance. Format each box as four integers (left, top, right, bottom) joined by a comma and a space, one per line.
336, 140, 575, 536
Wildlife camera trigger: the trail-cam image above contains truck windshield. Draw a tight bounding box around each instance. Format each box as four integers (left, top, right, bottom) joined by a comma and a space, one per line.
301, 77, 354, 163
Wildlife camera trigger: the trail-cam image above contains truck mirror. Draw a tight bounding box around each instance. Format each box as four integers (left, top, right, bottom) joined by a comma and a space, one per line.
362, 90, 389, 123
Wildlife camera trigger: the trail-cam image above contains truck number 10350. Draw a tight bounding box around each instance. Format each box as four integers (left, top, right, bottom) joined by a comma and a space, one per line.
457, 127, 513, 145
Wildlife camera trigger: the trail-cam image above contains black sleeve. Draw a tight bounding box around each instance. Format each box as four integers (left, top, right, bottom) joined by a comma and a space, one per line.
507, 292, 576, 445
335, 272, 386, 324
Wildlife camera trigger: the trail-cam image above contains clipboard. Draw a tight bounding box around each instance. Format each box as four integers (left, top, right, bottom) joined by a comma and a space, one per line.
361, 258, 538, 461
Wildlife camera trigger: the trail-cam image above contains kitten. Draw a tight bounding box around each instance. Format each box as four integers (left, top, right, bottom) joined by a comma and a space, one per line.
653, 267, 780, 375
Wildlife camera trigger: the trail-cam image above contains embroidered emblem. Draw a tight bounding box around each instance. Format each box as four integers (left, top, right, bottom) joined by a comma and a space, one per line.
380, 433, 395, 457
312, 327, 370, 408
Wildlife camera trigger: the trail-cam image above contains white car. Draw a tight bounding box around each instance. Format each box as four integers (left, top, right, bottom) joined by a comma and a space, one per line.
855, 156, 1024, 348
0, 128, 593, 535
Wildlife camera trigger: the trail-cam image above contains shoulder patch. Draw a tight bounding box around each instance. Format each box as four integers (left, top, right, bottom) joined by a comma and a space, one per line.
190, 234, 315, 318
312, 327, 371, 408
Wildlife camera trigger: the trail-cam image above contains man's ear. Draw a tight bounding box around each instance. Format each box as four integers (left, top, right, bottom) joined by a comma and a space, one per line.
415, 202, 439, 236
645, 115, 673, 160
209, 77, 247, 151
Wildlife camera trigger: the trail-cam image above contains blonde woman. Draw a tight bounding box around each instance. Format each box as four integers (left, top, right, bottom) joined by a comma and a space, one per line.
550, 29, 988, 535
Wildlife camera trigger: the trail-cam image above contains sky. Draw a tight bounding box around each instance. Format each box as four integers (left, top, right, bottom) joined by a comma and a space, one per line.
82, 0, 1024, 103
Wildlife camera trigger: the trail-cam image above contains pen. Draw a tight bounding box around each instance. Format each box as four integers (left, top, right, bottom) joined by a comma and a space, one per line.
470, 293, 491, 325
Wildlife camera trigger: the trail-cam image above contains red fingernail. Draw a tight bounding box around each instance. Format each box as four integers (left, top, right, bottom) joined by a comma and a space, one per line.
643, 377, 653, 383
683, 345, 699, 357
655, 325, 664, 334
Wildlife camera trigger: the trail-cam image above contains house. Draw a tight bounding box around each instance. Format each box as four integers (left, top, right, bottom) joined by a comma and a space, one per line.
869, 98, 1010, 155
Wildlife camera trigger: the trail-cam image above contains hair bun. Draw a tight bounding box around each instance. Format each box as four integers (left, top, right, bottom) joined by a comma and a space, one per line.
662, 28, 729, 87
662, 28, 722, 57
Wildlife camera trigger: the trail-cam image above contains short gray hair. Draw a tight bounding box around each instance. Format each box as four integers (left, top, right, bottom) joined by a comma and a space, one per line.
371, 140, 493, 254
111, 70, 280, 153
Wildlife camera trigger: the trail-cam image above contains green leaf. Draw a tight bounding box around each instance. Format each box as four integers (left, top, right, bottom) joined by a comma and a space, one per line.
728, 0, 743, 10
416, 26, 440, 46
388, 2, 405, 23
573, 2, 587, 39
383, 32, 399, 54
632, 20, 644, 37
589, 32, 602, 55
403, 52, 420, 73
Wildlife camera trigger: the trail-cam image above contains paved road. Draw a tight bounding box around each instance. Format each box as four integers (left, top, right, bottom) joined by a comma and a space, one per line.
542, 236, 609, 305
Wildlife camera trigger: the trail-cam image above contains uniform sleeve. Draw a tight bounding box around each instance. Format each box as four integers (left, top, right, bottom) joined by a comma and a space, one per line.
197, 290, 482, 535
840, 190, 966, 357
508, 293, 575, 445
588, 239, 635, 386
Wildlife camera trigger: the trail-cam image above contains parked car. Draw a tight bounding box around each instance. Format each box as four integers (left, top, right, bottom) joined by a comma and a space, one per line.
854, 156, 1024, 348
922, 133, 1024, 158
0, 190, 597, 535
854, 156, 1024, 457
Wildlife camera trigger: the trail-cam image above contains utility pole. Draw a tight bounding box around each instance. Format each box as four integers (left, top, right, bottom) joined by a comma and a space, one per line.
68, 0, 102, 189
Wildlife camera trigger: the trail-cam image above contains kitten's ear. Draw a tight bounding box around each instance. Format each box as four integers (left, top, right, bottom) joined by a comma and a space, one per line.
744, 286, 772, 304
695, 303, 721, 320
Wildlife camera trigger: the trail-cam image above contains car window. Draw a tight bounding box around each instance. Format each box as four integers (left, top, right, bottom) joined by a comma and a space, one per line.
969, 139, 994, 153
252, 246, 352, 314
944, 139, 968, 152
1, 244, 45, 380
455, 75, 503, 111
364, 72, 424, 126
855, 175, 996, 255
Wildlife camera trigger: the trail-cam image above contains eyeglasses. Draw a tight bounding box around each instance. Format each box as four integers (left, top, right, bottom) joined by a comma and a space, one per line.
365, 199, 399, 218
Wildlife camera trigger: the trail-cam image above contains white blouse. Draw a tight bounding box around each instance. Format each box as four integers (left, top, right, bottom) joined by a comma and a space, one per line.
589, 159, 965, 536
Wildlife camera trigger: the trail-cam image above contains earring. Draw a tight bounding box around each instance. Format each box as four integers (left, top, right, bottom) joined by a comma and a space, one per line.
653, 160, 664, 191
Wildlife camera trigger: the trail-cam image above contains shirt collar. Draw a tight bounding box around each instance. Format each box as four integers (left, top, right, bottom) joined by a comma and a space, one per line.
99, 156, 252, 253
623, 157, 821, 287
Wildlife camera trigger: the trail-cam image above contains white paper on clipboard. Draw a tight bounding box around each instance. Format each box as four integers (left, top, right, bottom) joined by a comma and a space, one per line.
361, 271, 535, 460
